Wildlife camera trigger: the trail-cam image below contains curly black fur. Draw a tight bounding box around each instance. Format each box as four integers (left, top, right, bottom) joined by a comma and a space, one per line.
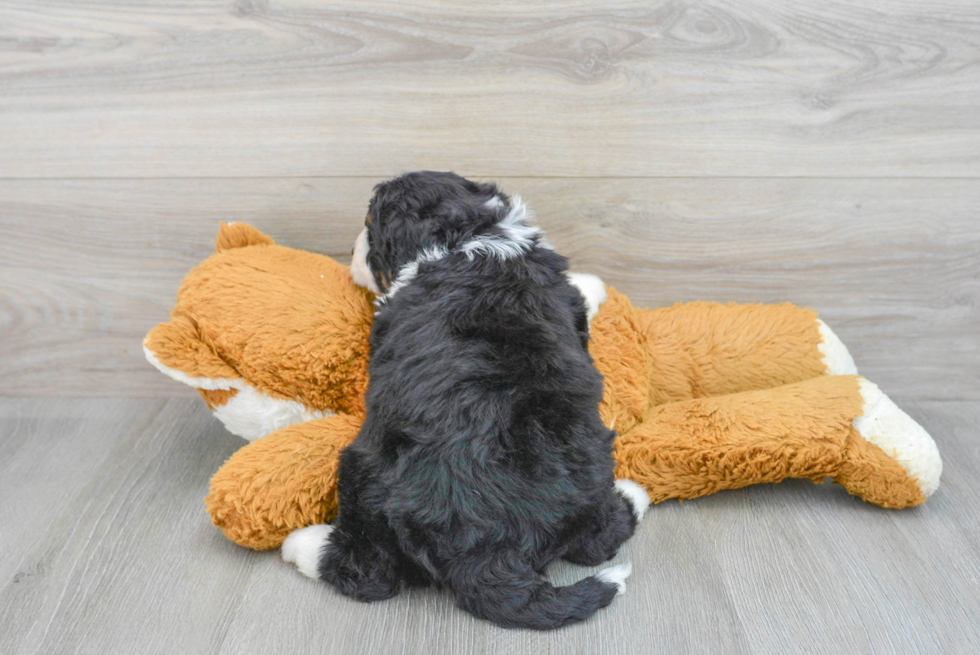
318, 172, 639, 629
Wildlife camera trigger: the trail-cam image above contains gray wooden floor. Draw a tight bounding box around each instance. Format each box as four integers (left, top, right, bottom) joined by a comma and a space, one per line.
2, 399, 979, 654
1, 0, 979, 653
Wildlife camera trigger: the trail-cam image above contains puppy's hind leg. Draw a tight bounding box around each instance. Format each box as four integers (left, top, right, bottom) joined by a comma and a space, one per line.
563, 480, 650, 566
282, 449, 406, 602
322, 515, 406, 602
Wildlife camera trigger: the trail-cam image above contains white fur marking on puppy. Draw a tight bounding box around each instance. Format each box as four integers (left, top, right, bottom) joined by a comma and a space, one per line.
379, 245, 450, 304
854, 378, 943, 497
596, 562, 632, 595
565, 272, 608, 325
459, 196, 541, 261
816, 319, 858, 375
484, 195, 504, 209
351, 228, 382, 294
212, 384, 330, 441
614, 479, 650, 522
282, 523, 334, 580
371, 196, 549, 305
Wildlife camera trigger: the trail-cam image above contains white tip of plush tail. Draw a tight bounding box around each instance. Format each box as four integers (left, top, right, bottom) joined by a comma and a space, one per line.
596, 562, 632, 595
855, 379, 943, 497
817, 319, 858, 375
282, 524, 333, 579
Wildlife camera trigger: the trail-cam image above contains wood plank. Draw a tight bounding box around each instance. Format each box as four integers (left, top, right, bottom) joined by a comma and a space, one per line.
2, 177, 977, 400
0, 399, 166, 586
0, 398, 255, 655
215, 505, 753, 655
701, 398, 980, 654
1, 1, 979, 178
1, 398, 977, 653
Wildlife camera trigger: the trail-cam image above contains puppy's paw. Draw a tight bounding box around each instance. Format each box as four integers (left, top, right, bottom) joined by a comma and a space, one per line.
565, 272, 607, 324
281, 523, 333, 580
596, 562, 632, 595
614, 479, 650, 523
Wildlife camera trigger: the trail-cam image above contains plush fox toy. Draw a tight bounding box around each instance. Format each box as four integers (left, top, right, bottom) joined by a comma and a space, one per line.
144, 223, 942, 551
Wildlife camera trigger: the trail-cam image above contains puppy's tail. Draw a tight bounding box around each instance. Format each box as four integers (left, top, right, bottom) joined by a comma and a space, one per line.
450, 561, 631, 630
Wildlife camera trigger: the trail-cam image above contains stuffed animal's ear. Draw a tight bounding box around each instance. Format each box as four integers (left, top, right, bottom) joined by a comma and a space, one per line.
143, 315, 241, 388
215, 222, 275, 252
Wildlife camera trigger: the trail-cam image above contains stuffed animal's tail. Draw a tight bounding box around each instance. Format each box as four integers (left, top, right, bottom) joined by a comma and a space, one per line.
449, 562, 632, 630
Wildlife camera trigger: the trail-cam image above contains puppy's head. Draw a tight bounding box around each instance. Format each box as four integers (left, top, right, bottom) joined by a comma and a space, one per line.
351, 171, 506, 294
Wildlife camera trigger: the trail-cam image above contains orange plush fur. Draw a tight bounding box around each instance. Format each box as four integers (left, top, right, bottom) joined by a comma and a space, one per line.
145, 224, 940, 550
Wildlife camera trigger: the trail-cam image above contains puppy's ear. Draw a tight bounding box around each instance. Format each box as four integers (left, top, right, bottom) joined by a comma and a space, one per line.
365, 193, 458, 290
365, 198, 397, 292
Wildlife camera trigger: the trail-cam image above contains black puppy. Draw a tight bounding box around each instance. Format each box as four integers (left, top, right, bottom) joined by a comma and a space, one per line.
283, 171, 649, 630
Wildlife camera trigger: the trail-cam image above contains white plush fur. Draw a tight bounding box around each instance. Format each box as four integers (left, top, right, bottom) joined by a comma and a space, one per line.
143, 343, 243, 391
212, 385, 330, 442
855, 378, 943, 497
614, 479, 650, 522
566, 272, 608, 325
351, 228, 382, 294
595, 562, 632, 595
816, 319, 858, 375
144, 342, 328, 441
282, 524, 334, 579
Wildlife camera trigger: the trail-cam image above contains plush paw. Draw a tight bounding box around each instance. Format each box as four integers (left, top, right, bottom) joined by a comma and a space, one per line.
855, 379, 942, 498
596, 562, 632, 595
614, 479, 650, 522
281, 523, 333, 580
